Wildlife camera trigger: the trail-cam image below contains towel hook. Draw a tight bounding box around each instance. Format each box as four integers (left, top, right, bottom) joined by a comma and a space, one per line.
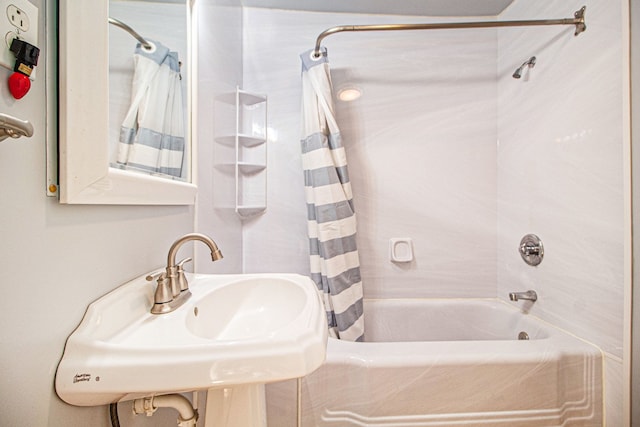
0, 113, 33, 142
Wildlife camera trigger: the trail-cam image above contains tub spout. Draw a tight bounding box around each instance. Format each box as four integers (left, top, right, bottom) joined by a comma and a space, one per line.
509, 290, 537, 302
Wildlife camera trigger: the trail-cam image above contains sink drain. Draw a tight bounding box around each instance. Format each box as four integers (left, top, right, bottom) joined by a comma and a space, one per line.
518, 331, 529, 340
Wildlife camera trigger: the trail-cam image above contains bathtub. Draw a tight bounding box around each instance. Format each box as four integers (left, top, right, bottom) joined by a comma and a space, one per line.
277, 299, 603, 427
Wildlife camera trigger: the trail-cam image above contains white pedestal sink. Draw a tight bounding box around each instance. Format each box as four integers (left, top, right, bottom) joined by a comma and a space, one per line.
55, 273, 327, 425
205, 385, 267, 427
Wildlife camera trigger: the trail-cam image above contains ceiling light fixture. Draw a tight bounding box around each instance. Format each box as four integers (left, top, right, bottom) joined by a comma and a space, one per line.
337, 87, 362, 102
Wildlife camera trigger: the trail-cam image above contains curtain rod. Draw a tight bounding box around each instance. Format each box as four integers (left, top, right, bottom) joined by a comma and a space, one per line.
108, 17, 153, 50
312, 6, 586, 57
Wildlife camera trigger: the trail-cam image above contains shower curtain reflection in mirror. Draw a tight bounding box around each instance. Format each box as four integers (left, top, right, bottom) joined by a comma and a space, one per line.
108, 0, 189, 181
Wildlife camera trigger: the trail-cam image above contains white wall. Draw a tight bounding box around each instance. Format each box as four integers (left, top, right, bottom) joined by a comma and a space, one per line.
0, 0, 242, 426
497, 1, 628, 425
0, 1, 194, 424
631, 0, 640, 421
242, 8, 499, 298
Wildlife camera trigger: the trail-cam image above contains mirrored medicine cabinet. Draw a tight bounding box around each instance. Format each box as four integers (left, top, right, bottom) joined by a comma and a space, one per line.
53, 0, 197, 205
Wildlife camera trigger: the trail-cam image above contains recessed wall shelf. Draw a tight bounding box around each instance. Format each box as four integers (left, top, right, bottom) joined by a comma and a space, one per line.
214, 86, 267, 218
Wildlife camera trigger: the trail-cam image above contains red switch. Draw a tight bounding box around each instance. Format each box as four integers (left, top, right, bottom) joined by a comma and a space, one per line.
8, 71, 30, 99
7, 38, 39, 100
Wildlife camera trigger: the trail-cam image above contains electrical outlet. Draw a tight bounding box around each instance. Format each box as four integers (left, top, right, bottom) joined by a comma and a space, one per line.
7, 4, 30, 31
0, 0, 37, 78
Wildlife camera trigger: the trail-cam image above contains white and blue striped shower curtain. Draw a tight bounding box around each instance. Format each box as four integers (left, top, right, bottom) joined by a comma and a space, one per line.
116, 40, 185, 178
300, 48, 365, 342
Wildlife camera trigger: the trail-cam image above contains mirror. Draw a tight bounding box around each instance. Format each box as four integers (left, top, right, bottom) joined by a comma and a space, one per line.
57, 0, 196, 204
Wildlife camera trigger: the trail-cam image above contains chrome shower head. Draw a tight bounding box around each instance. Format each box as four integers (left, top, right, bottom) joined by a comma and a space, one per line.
512, 56, 537, 79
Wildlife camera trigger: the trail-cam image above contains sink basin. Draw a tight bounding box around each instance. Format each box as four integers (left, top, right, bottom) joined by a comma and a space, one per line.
55, 273, 327, 406
186, 278, 308, 340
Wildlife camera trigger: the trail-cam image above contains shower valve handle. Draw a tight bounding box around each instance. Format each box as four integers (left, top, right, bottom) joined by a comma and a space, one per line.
518, 234, 544, 267
520, 243, 540, 256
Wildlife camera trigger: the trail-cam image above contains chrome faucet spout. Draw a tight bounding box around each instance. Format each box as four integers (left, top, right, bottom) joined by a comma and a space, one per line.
150, 233, 223, 315
509, 290, 538, 302
166, 233, 224, 296
167, 233, 223, 268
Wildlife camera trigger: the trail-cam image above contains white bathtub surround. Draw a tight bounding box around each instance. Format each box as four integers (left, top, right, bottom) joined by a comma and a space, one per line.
195, 0, 244, 275
497, 0, 628, 421
299, 299, 602, 426
301, 47, 365, 341
242, 2, 627, 423
242, 8, 499, 297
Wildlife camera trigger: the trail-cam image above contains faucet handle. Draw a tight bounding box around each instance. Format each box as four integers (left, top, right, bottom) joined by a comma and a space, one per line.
519, 234, 544, 266
147, 272, 174, 313
177, 257, 192, 269
145, 270, 166, 282
175, 257, 193, 293
146, 271, 171, 302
